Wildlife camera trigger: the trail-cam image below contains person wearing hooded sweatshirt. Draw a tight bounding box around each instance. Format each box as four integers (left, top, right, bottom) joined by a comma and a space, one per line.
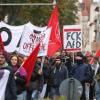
50, 56, 68, 99
71, 52, 92, 100
0, 50, 17, 100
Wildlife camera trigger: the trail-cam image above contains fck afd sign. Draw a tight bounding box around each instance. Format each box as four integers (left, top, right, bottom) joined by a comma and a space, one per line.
63, 25, 82, 51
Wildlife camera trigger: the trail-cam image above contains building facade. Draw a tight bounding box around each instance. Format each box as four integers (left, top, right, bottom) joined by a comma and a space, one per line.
89, 0, 100, 52
78, 0, 100, 52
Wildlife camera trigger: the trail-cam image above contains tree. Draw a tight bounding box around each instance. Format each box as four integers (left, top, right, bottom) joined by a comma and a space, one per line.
0, 0, 78, 31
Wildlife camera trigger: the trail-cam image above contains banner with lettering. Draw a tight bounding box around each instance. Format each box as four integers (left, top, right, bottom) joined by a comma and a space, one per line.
63, 25, 82, 51
0, 21, 31, 52
0, 21, 47, 53
18, 26, 51, 56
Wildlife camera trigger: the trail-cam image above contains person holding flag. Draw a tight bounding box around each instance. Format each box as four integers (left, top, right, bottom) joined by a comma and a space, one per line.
92, 49, 100, 100
18, 43, 43, 100
26, 57, 44, 100
9, 53, 27, 100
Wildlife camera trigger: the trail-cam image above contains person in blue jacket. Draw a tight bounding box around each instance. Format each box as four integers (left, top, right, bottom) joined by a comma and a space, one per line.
71, 52, 93, 100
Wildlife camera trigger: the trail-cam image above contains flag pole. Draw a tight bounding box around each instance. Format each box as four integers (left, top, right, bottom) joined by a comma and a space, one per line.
14, 59, 26, 75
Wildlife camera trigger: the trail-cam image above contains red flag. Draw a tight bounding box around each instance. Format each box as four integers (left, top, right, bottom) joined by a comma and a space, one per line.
50, 0, 53, 2
85, 51, 91, 57
0, 36, 4, 51
95, 48, 100, 57
89, 48, 100, 65
47, 5, 62, 57
89, 58, 94, 65
22, 44, 40, 84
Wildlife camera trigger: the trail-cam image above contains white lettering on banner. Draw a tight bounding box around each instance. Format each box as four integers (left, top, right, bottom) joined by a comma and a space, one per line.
63, 25, 82, 51
18, 26, 51, 56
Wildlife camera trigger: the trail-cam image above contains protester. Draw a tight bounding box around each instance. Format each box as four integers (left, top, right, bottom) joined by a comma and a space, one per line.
9, 53, 27, 100
71, 52, 93, 100
94, 56, 100, 100
43, 57, 53, 98
83, 55, 94, 100
49, 56, 68, 99
26, 57, 44, 100
61, 51, 73, 77
0, 50, 17, 100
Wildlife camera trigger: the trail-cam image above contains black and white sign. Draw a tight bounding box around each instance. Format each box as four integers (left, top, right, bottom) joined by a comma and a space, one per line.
63, 25, 82, 51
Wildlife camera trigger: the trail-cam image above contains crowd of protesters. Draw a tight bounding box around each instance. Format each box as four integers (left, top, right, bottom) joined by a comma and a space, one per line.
1, 49, 100, 100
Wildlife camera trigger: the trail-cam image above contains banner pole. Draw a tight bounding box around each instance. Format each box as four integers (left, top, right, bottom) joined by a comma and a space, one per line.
73, 52, 74, 65
41, 56, 45, 69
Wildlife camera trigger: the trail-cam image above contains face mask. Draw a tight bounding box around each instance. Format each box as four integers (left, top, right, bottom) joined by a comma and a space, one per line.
37, 61, 41, 66
76, 59, 83, 65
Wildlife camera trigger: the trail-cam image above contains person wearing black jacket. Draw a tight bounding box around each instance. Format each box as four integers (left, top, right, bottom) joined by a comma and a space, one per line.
26, 60, 44, 100
0, 50, 17, 100
50, 56, 68, 99
43, 57, 53, 98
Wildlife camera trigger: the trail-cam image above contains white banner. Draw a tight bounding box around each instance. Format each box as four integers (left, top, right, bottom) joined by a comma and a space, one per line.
0, 21, 31, 52
63, 25, 82, 51
0, 21, 47, 53
0, 70, 10, 100
18, 26, 51, 56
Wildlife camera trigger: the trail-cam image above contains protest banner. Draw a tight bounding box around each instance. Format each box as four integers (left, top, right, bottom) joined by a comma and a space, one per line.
63, 25, 82, 51
18, 26, 51, 56
0, 21, 31, 52
0, 21, 47, 53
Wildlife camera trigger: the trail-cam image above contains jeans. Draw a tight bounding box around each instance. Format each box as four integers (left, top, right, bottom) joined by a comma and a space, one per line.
17, 91, 26, 100
49, 87, 60, 98
32, 90, 40, 100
